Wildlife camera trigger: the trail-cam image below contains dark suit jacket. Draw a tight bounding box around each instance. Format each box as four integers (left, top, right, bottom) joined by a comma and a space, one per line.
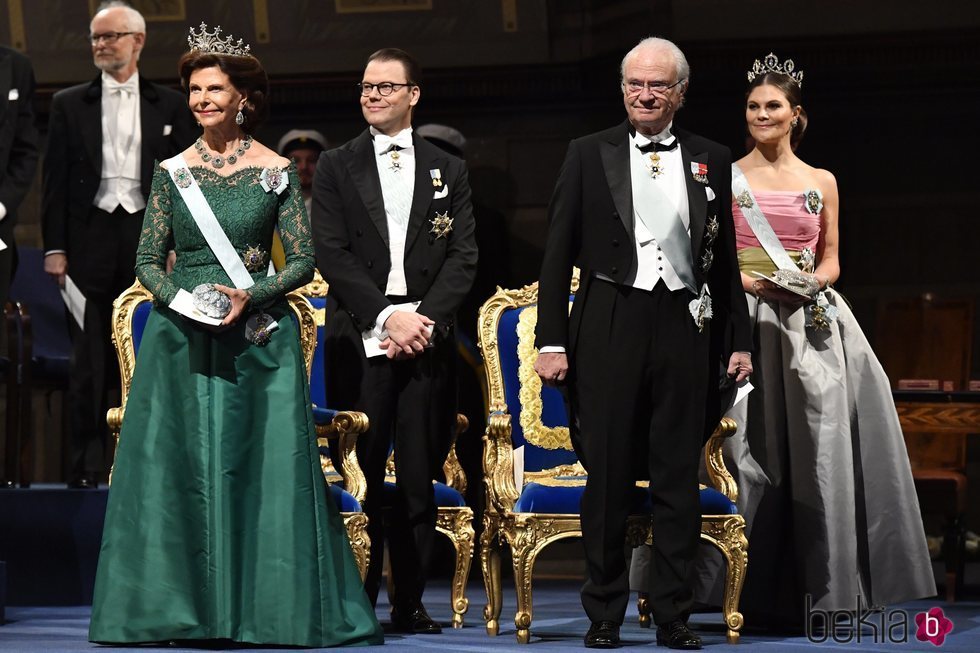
0, 46, 39, 242
41, 74, 195, 254
311, 130, 478, 338
536, 121, 751, 414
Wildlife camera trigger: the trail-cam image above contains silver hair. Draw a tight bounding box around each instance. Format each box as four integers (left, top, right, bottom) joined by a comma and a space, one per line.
93, 1, 146, 34
620, 36, 690, 87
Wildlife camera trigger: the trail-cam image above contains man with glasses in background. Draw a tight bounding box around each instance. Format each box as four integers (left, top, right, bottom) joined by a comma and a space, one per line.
310, 47, 477, 633
42, 1, 194, 489
534, 37, 751, 649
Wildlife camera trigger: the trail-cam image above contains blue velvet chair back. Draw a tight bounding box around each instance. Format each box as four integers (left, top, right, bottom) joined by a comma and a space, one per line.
479, 281, 582, 483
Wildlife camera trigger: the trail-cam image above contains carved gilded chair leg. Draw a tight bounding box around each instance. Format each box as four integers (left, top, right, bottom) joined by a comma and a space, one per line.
508, 528, 539, 644
343, 513, 371, 582
719, 516, 748, 644
451, 510, 475, 628
637, 592, 653, 628
480, 516, 503, 636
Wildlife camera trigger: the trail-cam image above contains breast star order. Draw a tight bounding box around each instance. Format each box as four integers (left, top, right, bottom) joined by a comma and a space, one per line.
430, 211, 453, 239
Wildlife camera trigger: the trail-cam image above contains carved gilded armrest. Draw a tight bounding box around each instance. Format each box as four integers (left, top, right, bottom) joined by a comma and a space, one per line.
107, 406, 125, 437
443, 413, 470, 493
315, 409, 369, 504
482, 404, 521, 514
704, 416, 738, 503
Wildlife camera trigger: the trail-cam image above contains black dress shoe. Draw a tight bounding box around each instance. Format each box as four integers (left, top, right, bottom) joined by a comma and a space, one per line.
67, 476, 97, 489
584, 620, 620, 648
656, 619, 702, 650
390, 603, 442, 634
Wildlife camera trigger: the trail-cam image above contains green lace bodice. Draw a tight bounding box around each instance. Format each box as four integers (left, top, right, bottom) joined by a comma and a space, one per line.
135, 163, 314, 306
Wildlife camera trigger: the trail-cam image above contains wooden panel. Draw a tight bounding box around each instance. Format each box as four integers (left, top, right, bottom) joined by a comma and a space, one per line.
876, 297, 974, 388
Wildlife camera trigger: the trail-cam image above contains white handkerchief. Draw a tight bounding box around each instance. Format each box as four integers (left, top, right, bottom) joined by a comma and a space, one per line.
163, 124, 173, 136
0, 236, 6, 251
168, 288, 224, 326
60, 276, 87, 329
8, 89, 19, 101
705, 186, 715, 202
361, 301, 433, 357
433, 185, 448, 200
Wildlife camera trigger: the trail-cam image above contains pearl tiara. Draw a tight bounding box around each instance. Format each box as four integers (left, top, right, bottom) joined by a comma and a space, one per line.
747, 52, 803, 87
187, 22, 251, 57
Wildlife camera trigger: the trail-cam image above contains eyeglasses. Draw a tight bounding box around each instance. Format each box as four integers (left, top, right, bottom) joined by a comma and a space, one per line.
356, 82, 415, 97
90, 31, 135, 45
624, 78, 686, 95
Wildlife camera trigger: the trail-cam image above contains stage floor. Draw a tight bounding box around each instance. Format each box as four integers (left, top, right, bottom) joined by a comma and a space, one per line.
1, 579, 977, 652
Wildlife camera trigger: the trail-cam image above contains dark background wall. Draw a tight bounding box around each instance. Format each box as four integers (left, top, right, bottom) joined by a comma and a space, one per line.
4, 0, 980, 485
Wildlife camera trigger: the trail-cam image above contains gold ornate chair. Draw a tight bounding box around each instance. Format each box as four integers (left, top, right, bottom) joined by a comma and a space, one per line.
106, 280, 372, 580
300, 271, 476, 628
477, 279, 748, 644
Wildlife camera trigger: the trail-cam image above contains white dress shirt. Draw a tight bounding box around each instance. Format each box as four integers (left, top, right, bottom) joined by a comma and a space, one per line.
607, 123, 690, 292
93, 71, 144, 214
370, 126, 416, 333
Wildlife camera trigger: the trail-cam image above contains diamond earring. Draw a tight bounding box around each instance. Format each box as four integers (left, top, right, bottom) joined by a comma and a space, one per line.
791, 118, 799, 128
235, 109, 245, 126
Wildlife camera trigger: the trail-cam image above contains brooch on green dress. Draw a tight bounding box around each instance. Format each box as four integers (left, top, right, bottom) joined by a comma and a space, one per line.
259, 167, 288, 195
172, 167, 194, 189
430, 211, 453, 239
245, 312, 278, 345
242, 245, 268, 272
803, 189, 823, 214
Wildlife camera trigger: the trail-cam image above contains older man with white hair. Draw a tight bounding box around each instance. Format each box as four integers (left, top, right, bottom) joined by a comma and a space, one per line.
534, 37, 752, 649
42, 0, 194, 489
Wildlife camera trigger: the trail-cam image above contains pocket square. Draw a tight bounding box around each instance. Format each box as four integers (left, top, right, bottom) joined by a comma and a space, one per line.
433, 185, 448, 200
163, 124, 173, 136
705, 186, 715, 201
8, 89, 19, 101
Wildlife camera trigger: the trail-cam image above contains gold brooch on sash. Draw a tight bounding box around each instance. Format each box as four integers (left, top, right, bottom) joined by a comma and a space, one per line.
242, 245, 268, 272
735, 190, 753, 208
430, 211, 453, 239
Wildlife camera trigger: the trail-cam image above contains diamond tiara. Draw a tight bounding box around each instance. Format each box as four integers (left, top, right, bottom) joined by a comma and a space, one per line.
747, 52, 803, 87
187, 22, 251, 57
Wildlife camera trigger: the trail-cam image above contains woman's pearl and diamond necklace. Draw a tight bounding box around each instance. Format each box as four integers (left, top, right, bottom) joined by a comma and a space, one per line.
195, 134, 253, 169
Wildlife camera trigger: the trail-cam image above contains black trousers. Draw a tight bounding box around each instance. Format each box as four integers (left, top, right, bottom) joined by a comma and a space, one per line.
570, 278, 710, 626
325, 307, 456, 608
66, 205, 144, 481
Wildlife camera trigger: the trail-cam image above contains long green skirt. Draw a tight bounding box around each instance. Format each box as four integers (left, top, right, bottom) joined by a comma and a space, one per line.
89, 304, 383, 647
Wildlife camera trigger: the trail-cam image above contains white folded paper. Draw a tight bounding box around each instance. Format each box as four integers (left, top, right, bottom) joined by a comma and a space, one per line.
169, 288, 224, 326
60, 275, 87, 329
727, 379, 754, 413
362, 301, 433, 358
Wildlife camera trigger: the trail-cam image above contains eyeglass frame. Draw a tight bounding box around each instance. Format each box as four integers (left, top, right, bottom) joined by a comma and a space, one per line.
89, 31, 136, 45
622, 78, 687, 96
356, 81, 417, 97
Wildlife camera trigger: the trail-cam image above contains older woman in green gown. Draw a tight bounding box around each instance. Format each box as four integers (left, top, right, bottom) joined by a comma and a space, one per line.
88, 24, 383, 647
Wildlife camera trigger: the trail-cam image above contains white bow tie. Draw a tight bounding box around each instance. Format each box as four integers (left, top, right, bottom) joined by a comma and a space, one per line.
374, 132, 413, 155
105, 78, 138, 96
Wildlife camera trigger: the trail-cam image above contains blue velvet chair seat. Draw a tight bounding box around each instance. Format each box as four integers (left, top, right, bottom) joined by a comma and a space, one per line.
513, 482, 737, 515
382, 480, 466, 508
328, 482, 363, 512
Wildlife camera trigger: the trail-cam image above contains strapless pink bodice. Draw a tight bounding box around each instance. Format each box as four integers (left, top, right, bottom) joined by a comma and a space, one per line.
733, 191, 821, 252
